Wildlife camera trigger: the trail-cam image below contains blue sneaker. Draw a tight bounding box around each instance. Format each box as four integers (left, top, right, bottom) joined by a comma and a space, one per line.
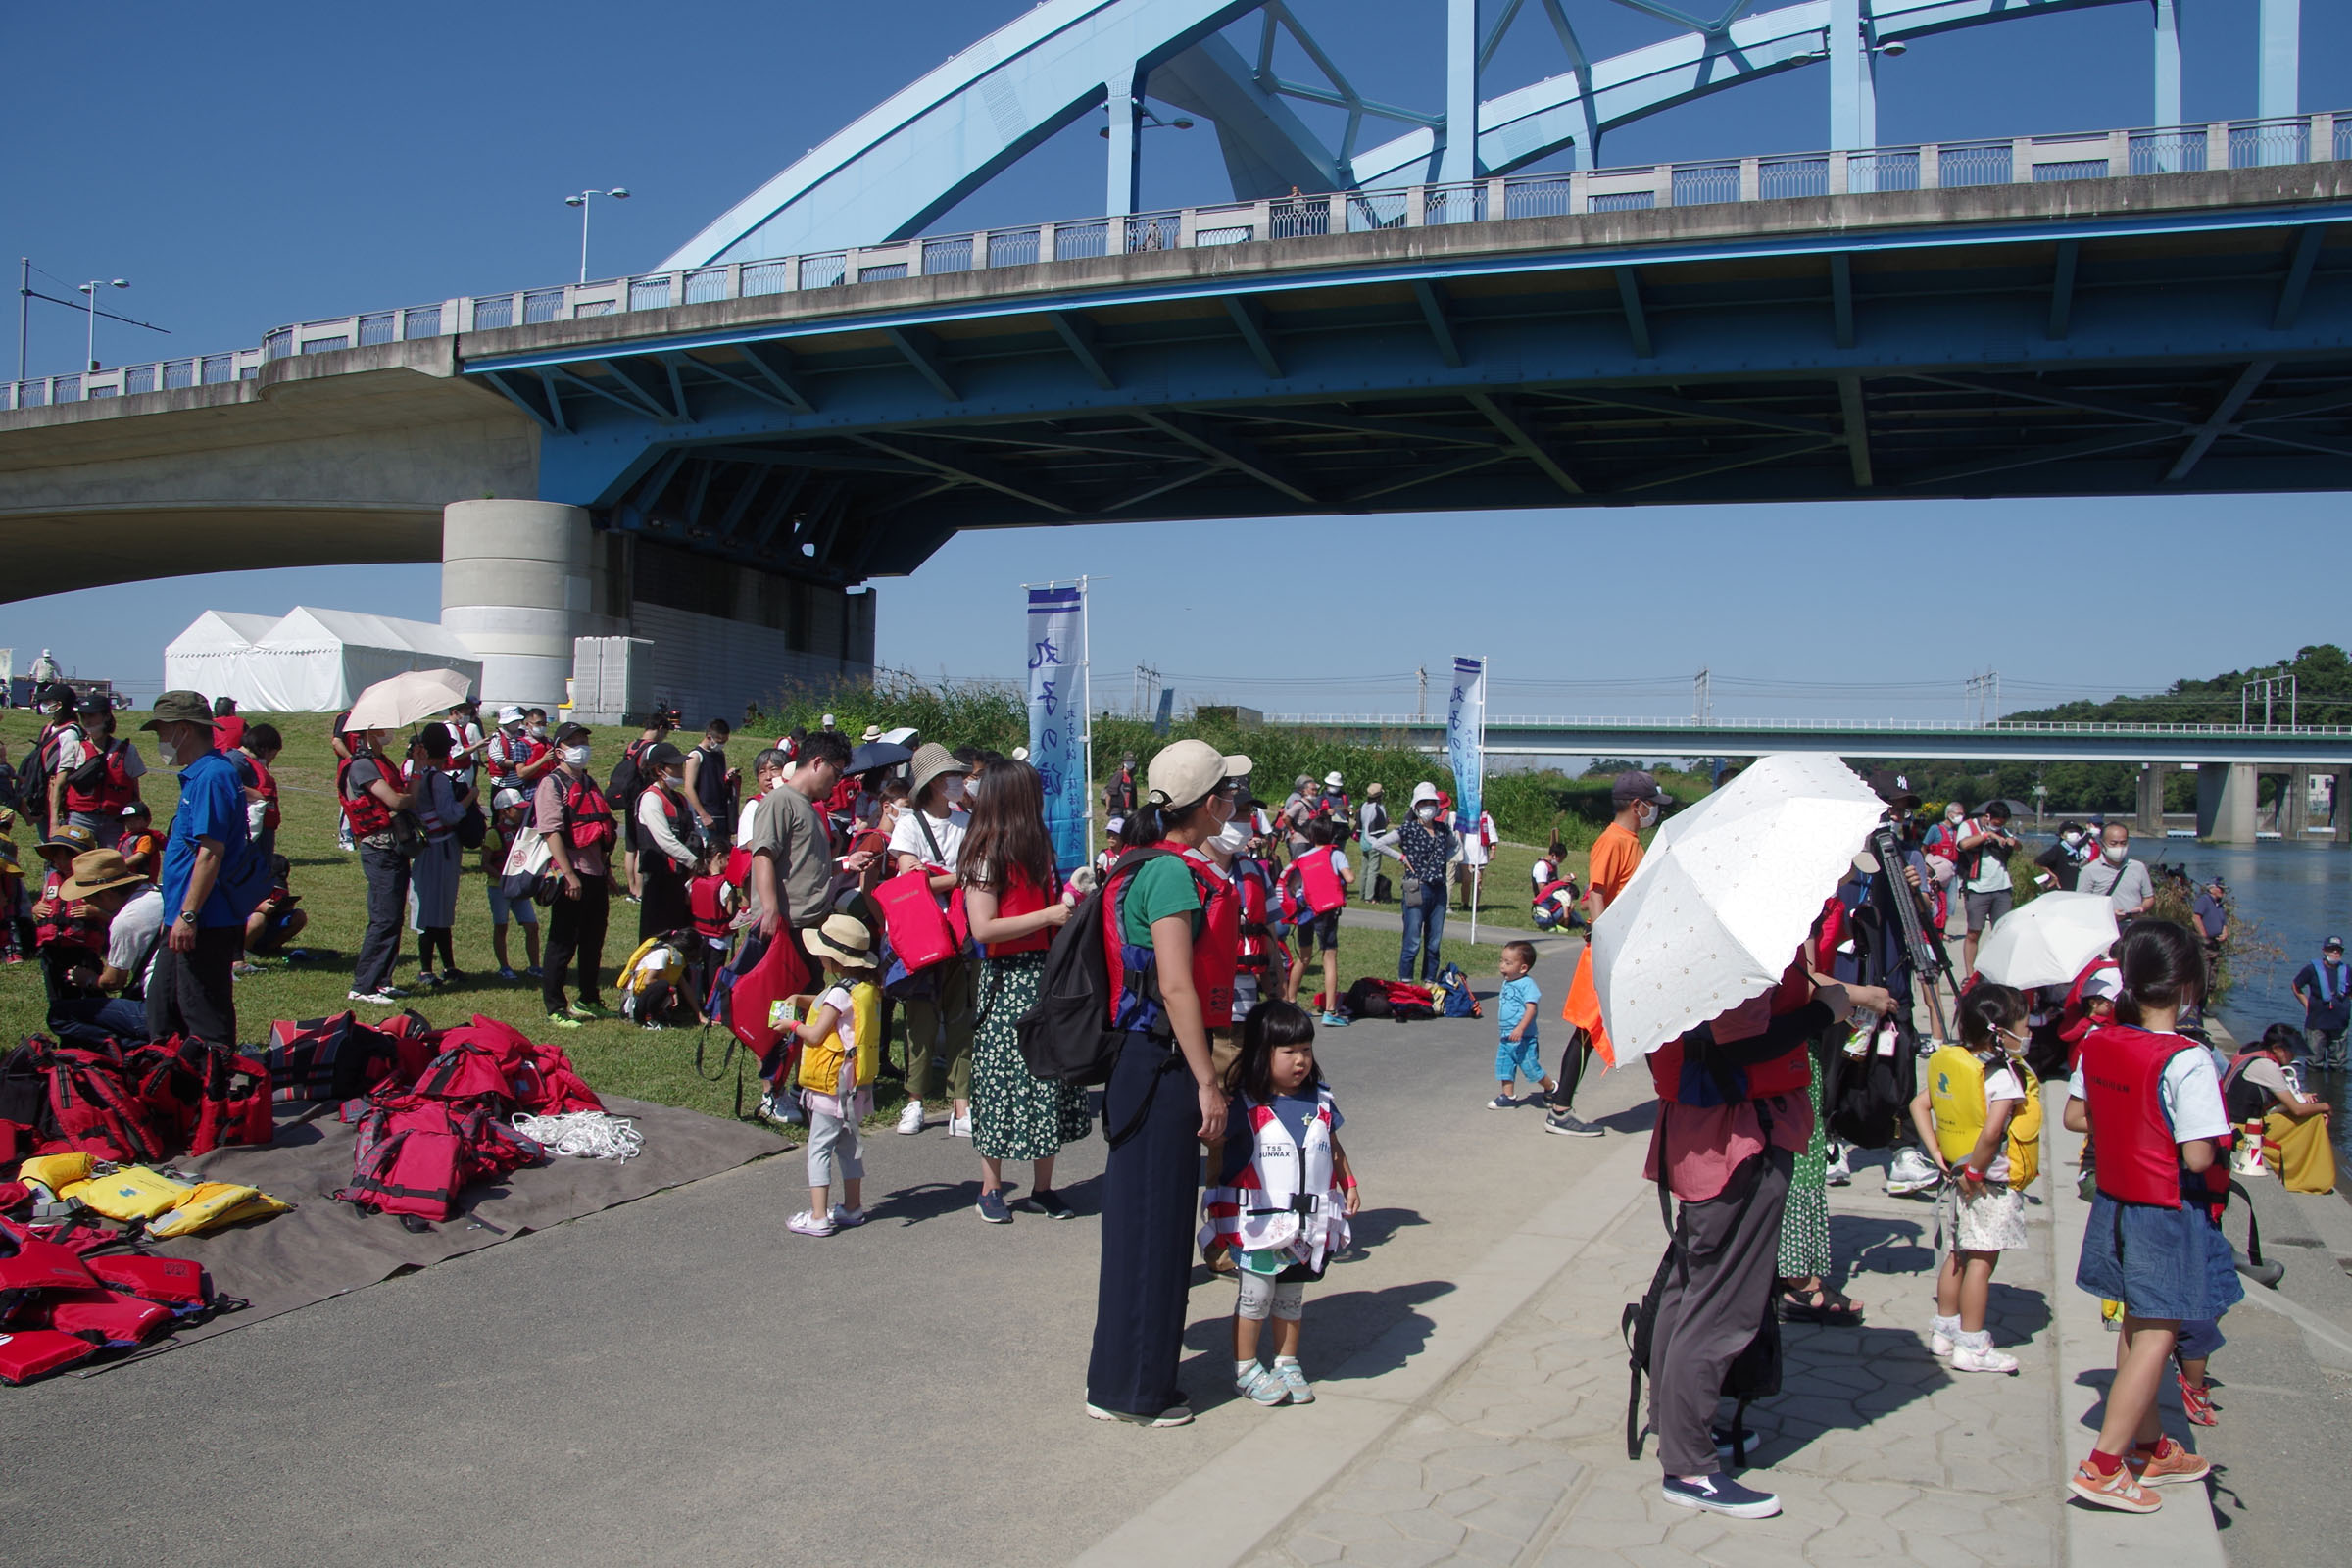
1318, 1012, 1351, 1028
976, 1186, 1013, 1224
1662, 1473, 1780, 1519
1235, 1362, 1289, 1407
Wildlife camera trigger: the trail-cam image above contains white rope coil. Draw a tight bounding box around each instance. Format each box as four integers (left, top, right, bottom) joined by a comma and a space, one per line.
511, 1111, 645, 1161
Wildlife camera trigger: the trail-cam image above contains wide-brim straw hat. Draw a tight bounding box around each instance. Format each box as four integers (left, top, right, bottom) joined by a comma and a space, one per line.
806, 912, 877, 969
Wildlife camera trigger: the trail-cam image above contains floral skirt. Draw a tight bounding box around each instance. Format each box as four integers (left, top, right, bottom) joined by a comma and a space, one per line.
1776, 1065, 1832, 1278
971, 952, 1093, 1161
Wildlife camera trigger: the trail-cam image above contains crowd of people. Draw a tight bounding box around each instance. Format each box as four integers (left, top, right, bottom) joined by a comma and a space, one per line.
10, 682, 2347, 1526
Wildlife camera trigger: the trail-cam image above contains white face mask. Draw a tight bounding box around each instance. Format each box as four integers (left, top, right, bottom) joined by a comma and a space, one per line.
943, 777, 966, 805
562, 745, 591, 767
2061, 830, 2082, 846
1946, 809, 1965, 826
1211, 817, 1251, 855
1637, 803, 1658, 829
2101, 843, 2128, 865
1415, 804, 1439, 821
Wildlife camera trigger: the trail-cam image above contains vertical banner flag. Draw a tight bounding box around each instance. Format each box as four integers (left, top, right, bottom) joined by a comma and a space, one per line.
1446, 656, 1486, 839
1027, 585, 1089, 871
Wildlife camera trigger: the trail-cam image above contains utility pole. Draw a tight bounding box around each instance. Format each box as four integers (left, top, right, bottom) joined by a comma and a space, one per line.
1416, 665, 1428, 721
1693, 668, 1712, 724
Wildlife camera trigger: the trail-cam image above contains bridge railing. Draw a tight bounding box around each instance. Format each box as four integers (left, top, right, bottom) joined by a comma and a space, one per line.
8, 110, 2346, 414
1263, 714, 2352, 737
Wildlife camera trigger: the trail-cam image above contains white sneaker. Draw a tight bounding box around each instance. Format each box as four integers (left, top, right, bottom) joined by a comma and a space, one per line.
1951, 1338, 2020, 1375
947, 1110, 972, 1138
786, 1209, 836, 1239
1824, 1147, 1852, 1186
1886, 1148, 1942, 1196
348, 989, 400, 1005
896, 1100, 925, 1135
1930, 1318, 1959, 1357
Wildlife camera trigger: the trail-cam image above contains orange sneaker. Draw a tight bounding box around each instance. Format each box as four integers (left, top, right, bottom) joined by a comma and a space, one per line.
2129, 1438, 2212, 1487
2069, 1457, 2161, 1513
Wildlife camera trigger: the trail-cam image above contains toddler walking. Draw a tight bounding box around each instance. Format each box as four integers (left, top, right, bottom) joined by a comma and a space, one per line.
1201, 1002, 1360, 1407
1493, 941, 1556, 1108
786, 914, 884, 1239
1910, 982, 2041, 1375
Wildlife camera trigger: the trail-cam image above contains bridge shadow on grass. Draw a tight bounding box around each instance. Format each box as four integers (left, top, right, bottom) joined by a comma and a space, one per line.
1180, 1278, 1453, 1410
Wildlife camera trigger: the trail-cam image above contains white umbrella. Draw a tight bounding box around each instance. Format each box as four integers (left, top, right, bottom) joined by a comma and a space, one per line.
1592, 753, 1887, 1058
342, 668, 473, 733
1971, 891, 2118, 990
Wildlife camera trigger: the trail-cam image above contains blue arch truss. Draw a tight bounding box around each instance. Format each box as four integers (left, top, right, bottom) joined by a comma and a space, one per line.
658, 0, 2211, 270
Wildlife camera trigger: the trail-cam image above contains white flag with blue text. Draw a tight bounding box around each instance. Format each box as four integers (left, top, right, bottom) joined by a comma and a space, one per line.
1027, 586, 1088, 871
1446, 656, 1485, 837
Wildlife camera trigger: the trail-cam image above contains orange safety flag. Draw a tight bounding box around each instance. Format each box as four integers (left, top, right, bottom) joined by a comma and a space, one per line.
1560, 945, 1615, 1069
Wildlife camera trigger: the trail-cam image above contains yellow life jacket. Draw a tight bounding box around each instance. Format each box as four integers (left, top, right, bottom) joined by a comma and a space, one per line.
797, 980, 881, 1095
60, 1165, 195, 1221
1928, 1044, 2041, 1189
145, 1181, 293, 1239
617, 935, 684, 996
19, 1152, 96, 1193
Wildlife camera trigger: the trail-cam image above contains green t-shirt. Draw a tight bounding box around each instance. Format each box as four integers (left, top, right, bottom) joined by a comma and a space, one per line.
1119, 853, 1203, 946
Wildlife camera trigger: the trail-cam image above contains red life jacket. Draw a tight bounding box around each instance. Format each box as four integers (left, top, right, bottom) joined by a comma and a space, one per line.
1286, 846, 1346, 917
337, 756, 395, 838
560, 774, 615, 851
983, 862, 1060, 959
1647, 1025, 1812, 1107
61, 739, 136, 814
34, 869, 103, 953
688, 874, 732, 940
1185, 851, 1239, 1029
1104, 846, 1232, 1036
2058, 956, 2120, 1058
248, 754, 281, 831
1235, 861, 1273, 971
2078, 1023, 2205, 1207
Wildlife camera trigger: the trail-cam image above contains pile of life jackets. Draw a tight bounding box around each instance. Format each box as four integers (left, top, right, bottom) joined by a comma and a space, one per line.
331, 1015, 604, 1225
0, 1205, 243, 1385
0, 1036, 276, 1172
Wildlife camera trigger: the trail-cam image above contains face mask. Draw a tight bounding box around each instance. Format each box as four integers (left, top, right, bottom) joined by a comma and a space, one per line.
1946, 809, 1964, 826
943, 778, 966, 804
2061, 831, 2082, 846
2101, 844, 2127, 865
1415, 804, 1438, 821
528, 723, 548, 740
562, 745, 591, 767
1211, 817, 1251, 855
1637, 803, 1658, 829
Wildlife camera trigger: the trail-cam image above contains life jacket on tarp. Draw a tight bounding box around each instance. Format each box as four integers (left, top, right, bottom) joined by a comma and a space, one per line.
1198, 1085, 1350, 1270
1927, 1045, 2042, 1189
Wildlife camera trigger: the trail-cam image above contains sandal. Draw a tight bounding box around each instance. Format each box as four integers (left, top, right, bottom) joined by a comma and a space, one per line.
2177, 1368, 2218, 1426
1777, 1283, 1865, 1326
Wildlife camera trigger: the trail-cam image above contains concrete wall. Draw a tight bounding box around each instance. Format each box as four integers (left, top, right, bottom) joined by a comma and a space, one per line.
628, 599, 874, 728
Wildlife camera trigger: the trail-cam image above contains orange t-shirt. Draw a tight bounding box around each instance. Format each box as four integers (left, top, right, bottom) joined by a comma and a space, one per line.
1563, 820, 1647, 1060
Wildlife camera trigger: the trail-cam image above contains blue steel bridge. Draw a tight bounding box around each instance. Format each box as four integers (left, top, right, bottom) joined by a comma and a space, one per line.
0, 0, 2343, 718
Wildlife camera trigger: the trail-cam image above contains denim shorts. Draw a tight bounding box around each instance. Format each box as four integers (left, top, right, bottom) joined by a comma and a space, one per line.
487, 880, 539, 926
2075, 1191, 2244, 1322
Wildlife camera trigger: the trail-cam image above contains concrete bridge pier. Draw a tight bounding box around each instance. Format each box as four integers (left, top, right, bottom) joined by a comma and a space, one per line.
2197, 761, 2261, 844
440, 500, 591, 713
2136, 762, 2174, 836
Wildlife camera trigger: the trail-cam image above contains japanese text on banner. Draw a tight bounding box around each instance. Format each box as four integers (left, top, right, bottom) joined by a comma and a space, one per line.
1446, 656, 1485, 839
1027, 586, 1089, 871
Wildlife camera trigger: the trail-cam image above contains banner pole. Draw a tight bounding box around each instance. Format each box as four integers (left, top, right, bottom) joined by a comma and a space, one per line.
1079, 574, 1095, 863
1473, 652, 1487, 947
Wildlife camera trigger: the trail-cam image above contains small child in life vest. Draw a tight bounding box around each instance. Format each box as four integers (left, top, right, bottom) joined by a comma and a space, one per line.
1493, 940, 1556, 1108
2060, 921, 2238, 1514
115, 802, 162, 884
1908, 982, 2041, 1375
1201, 1002, 1361, 1407
482, 787, 544, 982
785, 914, 884, 1239
683, 843, 738, 1026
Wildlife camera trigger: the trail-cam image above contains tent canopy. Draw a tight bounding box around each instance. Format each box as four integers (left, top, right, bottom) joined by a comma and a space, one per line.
162, 606, 481, 713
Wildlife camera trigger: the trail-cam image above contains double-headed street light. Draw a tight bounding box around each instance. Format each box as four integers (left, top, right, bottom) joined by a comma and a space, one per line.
564, 188, 630, 284
76, 278, 128, 371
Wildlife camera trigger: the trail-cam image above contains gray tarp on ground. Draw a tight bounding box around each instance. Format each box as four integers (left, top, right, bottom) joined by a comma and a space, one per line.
96, 1096, 781, 1364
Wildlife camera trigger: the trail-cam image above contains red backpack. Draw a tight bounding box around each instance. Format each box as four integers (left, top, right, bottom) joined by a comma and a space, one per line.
1283, 847, 1347, 919
35, 1041, 166, 1164
265, 1012, 400, 1103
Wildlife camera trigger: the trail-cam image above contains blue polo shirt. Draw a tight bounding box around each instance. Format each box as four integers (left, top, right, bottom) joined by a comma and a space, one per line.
162, 748, 254, 928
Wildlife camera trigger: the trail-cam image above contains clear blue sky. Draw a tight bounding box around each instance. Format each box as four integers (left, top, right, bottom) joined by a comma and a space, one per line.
7, 0, 2348, 715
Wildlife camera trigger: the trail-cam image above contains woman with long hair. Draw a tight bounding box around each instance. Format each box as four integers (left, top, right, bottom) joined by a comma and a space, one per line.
958, 760, 1090, 1223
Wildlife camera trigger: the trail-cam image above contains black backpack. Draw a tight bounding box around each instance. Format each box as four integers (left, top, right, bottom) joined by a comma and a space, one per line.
1015, 848, 1200, 1139
606, 742, 648, 813
1623, 1162, 1783, 1467
1825, 1011, 1919, 1149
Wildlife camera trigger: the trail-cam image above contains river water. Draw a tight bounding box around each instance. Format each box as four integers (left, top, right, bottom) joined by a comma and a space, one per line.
2026, 833, 2352, 1172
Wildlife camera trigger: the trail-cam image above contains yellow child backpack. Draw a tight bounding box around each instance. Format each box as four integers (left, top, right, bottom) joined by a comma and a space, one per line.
797, 979, 881, 1096
1927, 1044, 2041, 1189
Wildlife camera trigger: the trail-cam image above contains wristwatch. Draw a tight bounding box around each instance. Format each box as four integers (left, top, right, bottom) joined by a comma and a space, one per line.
174, 909, 198, 926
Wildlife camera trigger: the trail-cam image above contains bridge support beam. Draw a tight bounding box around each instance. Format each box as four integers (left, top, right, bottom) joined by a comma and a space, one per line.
2281, 764, 2313, 839
2197, 761, 2261, 844
2136, 762, 2174, 837
440, 499, 592, 712
2153, 0, 2181, 129
1830, 0, 1878, 164
2260, 0, 2301, 124
2331, 768, 2352, 844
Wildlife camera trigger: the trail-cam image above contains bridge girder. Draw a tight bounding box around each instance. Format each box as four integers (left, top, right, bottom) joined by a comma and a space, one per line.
659, 0, 2147, 270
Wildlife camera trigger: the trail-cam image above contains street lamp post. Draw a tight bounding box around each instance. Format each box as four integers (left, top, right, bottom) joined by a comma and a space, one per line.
564, 188, 631, 284
76, 278, 128, 370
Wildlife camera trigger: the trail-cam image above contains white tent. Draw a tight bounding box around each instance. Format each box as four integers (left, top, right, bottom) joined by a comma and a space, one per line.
162, 606, 481, 713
